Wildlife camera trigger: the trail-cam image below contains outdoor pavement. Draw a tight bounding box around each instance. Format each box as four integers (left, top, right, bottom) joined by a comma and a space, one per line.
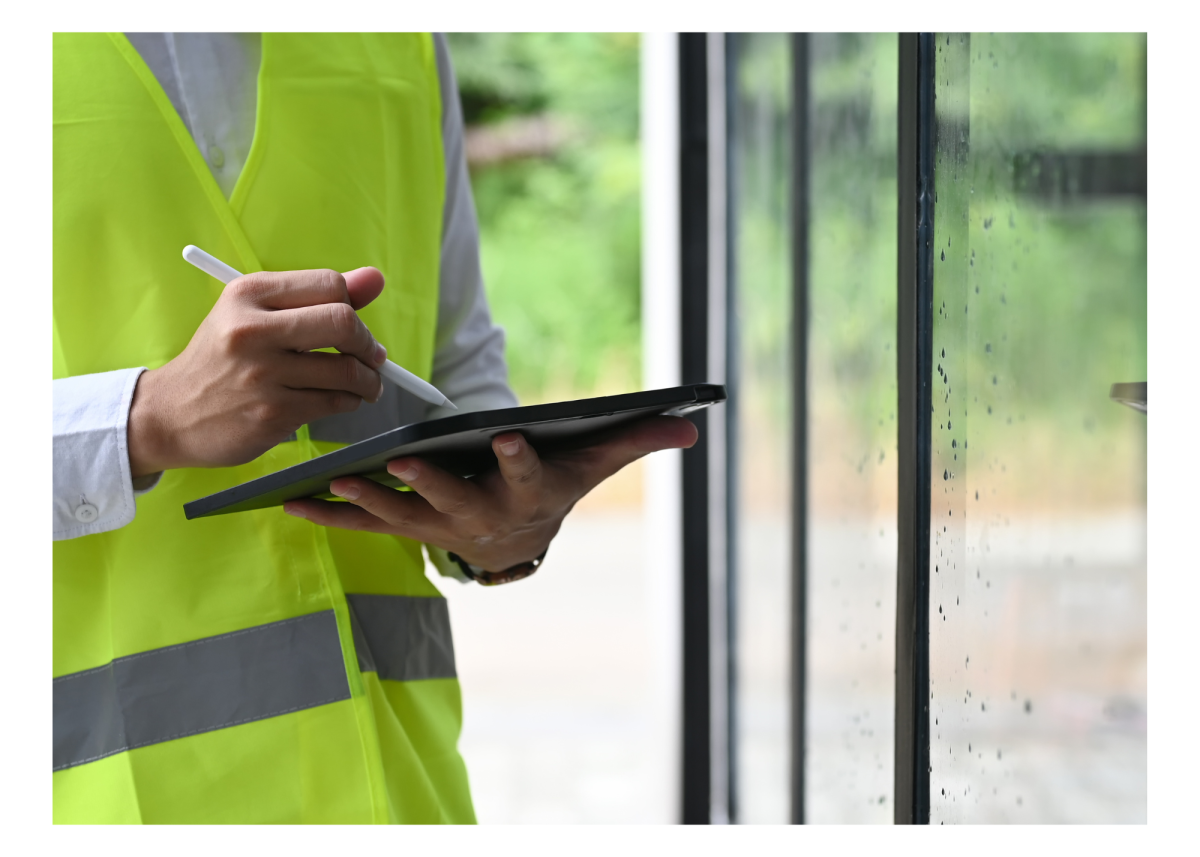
435, 507, 1146, 823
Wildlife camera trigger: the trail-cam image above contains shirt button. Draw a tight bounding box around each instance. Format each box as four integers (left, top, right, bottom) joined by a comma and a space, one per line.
74, 503, 99, 524
208, 145, 225, 168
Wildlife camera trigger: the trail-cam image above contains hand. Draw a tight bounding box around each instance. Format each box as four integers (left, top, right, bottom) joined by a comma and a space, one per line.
128, 267, 389, 477
282, 415, 699, 573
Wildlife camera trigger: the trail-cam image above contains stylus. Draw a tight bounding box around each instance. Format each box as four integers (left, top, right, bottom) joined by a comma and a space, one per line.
182, 245, 457, 410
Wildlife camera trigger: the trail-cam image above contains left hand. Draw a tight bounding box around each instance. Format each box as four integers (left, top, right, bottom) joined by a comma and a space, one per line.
283, 415, 698, 572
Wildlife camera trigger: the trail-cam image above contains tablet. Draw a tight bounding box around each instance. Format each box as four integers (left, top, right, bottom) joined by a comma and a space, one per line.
183, 383, 727, 520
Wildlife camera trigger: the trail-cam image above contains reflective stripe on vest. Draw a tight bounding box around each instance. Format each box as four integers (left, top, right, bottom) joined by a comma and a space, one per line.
53, 32, 473, 823
53, 597, 456, 771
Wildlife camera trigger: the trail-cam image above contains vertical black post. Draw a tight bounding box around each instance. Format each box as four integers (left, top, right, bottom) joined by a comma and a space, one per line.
679, 31, 712, 826
788, 31, 810, 827
894, 32, 935, 826
722, 31, 739, 828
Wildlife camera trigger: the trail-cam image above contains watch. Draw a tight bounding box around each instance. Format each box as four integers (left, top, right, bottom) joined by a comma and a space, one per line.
447, 547, 548, 586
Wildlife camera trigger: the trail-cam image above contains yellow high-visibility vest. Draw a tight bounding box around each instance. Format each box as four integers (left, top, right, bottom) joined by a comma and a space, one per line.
53, 32, 474, 824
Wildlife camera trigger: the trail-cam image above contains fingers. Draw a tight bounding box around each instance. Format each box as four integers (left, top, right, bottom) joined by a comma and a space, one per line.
550, 416, 700, 494
266, 388, 364, 428
278, 351, 384, 403
603, 415, 699, 459
284, 498, 396, 533
343, 267, 386, 310
261, 302, 385, 368
317, 476, 446, 540
232, 269, 353, 311
491, 433, 543, 502
385, 457, 487, 518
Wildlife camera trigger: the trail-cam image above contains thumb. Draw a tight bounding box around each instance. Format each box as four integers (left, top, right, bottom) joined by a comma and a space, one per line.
343, 266, 386, 310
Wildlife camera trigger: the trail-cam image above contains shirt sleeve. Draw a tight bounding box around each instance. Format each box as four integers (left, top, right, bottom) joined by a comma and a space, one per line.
422, 35, 519, 581
426, 33, 520, 424
53, 368, 162, 541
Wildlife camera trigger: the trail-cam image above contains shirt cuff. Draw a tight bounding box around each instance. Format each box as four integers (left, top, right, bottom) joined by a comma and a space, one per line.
53, 368, 147, 540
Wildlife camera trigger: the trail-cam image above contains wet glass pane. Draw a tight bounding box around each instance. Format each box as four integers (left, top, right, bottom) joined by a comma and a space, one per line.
805, 33, 898, 823
929, 33, 1147, 823
730, 31, 792, 824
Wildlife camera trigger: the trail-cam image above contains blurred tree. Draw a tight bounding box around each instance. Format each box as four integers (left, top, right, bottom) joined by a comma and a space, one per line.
446, 33, 641, 403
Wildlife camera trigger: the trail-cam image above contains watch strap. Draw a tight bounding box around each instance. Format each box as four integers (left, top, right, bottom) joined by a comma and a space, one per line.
448, 546, 548, 586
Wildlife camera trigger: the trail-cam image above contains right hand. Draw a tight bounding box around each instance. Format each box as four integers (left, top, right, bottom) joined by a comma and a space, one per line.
127, 267, 389, 477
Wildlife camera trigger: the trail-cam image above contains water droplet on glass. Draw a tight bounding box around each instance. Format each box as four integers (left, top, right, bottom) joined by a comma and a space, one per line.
943, 470, 949, 480
948, 420, 952, 430
941, 348, 946, 358
1024, 700, 1032, 714
941, 250, 946, 261
952, 439, 957, 448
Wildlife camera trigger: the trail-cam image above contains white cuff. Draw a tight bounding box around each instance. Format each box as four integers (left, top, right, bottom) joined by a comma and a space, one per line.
53, 368, 147, 540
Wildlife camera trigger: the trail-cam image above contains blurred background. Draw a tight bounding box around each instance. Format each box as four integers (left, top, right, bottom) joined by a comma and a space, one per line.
428, 33, 1146, 824
434, 34, 665, 823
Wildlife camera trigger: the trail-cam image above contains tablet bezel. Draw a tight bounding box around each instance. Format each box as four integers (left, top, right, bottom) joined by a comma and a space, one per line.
183, 383, 726, 519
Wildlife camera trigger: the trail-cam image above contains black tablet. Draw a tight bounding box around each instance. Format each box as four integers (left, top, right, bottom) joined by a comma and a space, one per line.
183, 383, 727, 519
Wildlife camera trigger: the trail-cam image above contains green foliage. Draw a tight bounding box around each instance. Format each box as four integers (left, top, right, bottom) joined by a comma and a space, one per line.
447, 34, 641, 402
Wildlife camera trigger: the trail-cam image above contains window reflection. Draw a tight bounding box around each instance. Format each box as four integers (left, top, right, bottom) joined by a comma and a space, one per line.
929, 32, 1147, 823
731, 31, 793, 825
805, 32, 898, 824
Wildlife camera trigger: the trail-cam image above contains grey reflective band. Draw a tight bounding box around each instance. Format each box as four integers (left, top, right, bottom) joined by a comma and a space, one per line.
346, 594, 457, 682
53, 610, 350, 772
53, 597, 456, 772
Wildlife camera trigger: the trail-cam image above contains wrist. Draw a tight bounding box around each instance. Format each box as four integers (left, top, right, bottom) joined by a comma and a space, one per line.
127, 368, 179, 478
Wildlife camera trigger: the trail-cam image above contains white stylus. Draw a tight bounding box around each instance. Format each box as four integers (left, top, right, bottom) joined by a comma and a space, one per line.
182, 245, 457, 410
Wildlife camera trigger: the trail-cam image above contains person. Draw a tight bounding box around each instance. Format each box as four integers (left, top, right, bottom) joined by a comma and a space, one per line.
52, 32, 696, 824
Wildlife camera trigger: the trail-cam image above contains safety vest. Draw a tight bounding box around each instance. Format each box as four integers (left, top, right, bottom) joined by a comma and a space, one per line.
52, 33, 474, 824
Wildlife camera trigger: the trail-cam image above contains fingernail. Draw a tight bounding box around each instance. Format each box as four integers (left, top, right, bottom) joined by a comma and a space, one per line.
499, 440, 521, 457
330, 483, 360, 500
396, 466, 418, 482
373, 342, 387, 366
284, 504, 305, 519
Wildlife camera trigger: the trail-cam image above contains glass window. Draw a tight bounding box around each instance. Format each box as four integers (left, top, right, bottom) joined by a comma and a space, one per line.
729, 31, 794, 824
805, 32, 899, 824
928, 33, 1147, 823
